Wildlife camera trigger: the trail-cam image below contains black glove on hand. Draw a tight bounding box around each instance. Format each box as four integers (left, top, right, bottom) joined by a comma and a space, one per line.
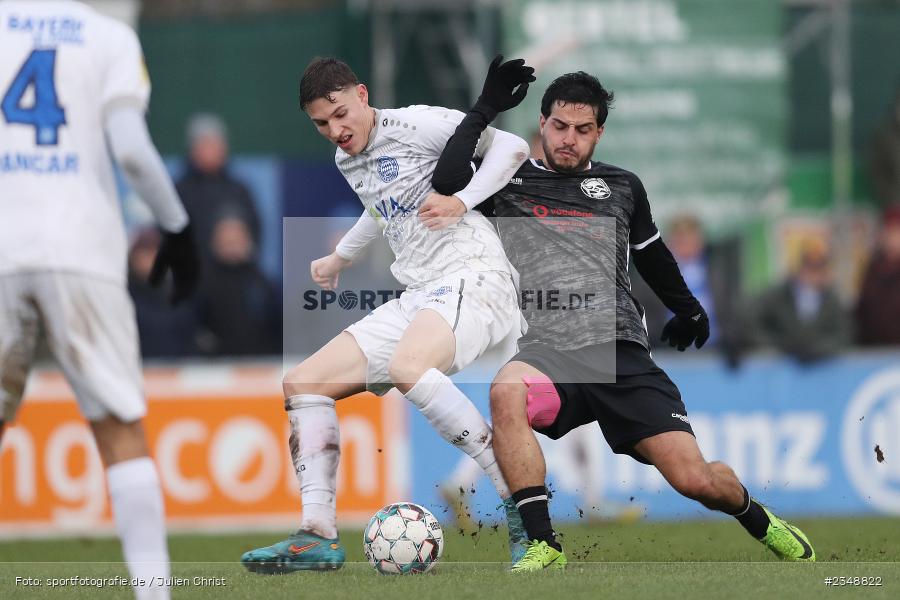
474, 55, 536, 120
661, 307, 710, 351
149, 223, 200, 305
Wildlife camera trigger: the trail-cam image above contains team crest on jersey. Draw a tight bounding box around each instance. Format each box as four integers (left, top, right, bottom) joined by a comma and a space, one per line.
581, 177, 610, 200
377, 156, 400, 183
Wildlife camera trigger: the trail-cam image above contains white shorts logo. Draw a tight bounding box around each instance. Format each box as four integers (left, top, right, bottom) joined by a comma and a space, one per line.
581, 178, 610, 200
842, 368, 900, 514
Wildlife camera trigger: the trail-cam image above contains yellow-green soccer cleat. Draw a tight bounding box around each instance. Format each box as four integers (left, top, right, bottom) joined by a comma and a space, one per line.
759, 507, 815, 562
510, 540, 568, 573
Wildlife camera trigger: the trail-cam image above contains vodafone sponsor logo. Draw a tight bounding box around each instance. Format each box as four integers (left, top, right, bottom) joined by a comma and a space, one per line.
526, 199, 595, 219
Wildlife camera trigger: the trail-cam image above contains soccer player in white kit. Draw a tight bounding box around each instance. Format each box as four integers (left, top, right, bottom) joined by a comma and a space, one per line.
0, 2, 199, 598
241, 57, 534, 572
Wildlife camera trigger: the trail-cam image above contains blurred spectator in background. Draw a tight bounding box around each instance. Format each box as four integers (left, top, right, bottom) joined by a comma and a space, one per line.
632, 214, 746, 365
195, 216, 280, 356
128, 228, 199, 358
753, 240, 850, 364
665, 215, 720, 346
870, 86, 900, 207
176, 113, 262, 264
856, 206, 900, 346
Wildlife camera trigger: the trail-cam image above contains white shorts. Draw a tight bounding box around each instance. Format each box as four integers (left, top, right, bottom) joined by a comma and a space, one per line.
0, 272, 145, 423
345, 270, 523, 394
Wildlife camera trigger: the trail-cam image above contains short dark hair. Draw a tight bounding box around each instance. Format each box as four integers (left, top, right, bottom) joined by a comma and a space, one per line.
299, 57, 359, 111
540, 72, 614, 126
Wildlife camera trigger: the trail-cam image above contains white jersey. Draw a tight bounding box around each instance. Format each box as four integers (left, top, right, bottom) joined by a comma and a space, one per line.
335, 105, 515, 288
0, 0, 150, 284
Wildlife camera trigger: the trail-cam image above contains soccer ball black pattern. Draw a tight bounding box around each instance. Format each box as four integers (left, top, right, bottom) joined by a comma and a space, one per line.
363, 502, 444, 574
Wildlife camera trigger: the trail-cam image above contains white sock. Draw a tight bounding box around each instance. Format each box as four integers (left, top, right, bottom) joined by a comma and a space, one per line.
106, 457, 170, 600
286, 394, 340, 539
405, 369, 510, 498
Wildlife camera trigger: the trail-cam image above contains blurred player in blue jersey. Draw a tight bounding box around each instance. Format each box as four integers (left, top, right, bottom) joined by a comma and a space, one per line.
0, 2, 199, 598
431, 71, 816, 571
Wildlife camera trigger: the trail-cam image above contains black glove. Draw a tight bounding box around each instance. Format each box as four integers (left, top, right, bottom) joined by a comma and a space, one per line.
149, 224, 200, 305
474, 55, 536, 120
660, 307, 710, 351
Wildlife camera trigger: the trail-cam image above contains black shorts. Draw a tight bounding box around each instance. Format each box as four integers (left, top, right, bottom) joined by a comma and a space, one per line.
510, 340, 694, 465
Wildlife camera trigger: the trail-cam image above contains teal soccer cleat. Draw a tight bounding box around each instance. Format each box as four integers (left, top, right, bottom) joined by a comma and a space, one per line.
241, 530, 345, 574
503, 497, 528, 564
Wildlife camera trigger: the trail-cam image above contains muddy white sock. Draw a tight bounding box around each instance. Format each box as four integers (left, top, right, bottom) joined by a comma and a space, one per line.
286, 394, 340, 539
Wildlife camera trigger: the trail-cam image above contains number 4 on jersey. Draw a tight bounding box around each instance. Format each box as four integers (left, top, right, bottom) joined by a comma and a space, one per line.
1, 49, 66, 146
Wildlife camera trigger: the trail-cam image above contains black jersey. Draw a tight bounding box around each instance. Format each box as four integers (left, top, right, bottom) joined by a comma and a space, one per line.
492, 159, 659, 351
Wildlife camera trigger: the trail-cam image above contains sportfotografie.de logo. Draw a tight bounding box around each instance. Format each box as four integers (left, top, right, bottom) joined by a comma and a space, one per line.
520, 289, 602, 311
302, 289, 404, 310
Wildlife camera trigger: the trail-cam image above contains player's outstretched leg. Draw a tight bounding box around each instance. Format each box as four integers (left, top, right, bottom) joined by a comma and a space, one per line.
490, 362, 568, 572
635, 431, 815, 562
390, 310, 527, 563
242, 333, 366, 574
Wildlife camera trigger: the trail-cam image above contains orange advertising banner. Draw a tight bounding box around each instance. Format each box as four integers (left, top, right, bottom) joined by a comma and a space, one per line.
0, 365, 408, 537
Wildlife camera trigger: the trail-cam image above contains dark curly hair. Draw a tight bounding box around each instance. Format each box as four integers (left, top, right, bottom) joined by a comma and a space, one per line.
299, 57, 359, 111
540, 72, 614, 126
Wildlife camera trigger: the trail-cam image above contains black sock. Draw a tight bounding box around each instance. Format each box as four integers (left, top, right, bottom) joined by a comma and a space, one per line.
511, 486, 561, 551
728, 486, 771, 539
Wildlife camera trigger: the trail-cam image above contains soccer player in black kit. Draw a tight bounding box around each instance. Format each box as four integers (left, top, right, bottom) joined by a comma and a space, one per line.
428, 70, 816, 571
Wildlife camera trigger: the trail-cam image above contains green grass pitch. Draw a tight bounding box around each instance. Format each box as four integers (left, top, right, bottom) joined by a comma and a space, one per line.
1, 517, 898, 599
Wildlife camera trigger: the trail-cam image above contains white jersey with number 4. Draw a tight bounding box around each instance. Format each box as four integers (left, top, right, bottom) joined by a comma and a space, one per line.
336, 105, 515, 288
0, 0, 150, 284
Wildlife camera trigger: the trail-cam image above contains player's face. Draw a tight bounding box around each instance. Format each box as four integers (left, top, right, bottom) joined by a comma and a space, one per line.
539, 101, 603, 172
306, 85, 374, 156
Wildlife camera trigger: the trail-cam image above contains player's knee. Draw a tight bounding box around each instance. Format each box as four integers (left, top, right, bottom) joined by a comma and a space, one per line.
489, 383, 527, 426
387, 358, 429, 395
708, 460, 737, 482
282, 362, 328, 399
670, 466, 717, 502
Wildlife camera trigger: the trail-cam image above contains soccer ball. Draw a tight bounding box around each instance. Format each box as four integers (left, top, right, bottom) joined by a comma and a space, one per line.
363, 502, 444, 574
